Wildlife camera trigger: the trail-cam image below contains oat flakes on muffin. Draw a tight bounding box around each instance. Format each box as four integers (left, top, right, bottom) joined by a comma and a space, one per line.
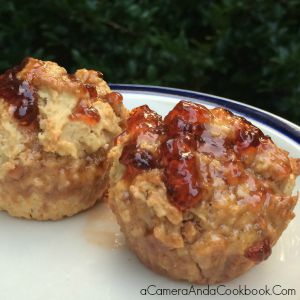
0, 57, 127, 220
108, 100, 299, 284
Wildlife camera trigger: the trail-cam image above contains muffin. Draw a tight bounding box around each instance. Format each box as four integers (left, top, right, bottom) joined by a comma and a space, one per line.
0, 57, 127, 220
108, 100, 299, 284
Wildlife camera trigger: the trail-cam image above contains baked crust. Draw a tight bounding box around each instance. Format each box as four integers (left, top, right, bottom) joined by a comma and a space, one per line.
0, 58, 127, 220
0, 149, 108, 220
108, 102, 299, 284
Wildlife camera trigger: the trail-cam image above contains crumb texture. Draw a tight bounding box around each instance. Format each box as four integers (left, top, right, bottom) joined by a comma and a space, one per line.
109, 101, 299, 284
0, 57, 127, 220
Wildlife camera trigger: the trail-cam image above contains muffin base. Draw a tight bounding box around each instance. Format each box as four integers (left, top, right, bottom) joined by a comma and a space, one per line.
109, 168, 297, 284
0, 151, 108, 220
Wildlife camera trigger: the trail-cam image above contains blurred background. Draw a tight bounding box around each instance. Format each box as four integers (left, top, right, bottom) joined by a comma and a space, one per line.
0, 0, 299, 124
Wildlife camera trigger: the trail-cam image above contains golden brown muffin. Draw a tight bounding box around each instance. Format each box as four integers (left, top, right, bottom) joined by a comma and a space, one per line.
0, 57, 127, 220
108, 101, 299, 284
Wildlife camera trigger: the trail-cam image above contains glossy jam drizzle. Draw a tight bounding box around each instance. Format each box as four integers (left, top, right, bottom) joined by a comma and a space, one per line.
119, 101, 270, 210
165, 100, 211, 136
68, 73, 102, 125
69, 100, 100, 125
126, 104, 163, 135
0, 59, 39, 126
84, 83, 98, 99
120, 101, 210, 209
160, 101, 211, 209
0, 59, 104, 126
105, 92, 123, 108
234, 117, 267, 152
119, 105, 162, 179
119, 143, 157, 179
244, 238, 271, 262
104, 92, 124, 118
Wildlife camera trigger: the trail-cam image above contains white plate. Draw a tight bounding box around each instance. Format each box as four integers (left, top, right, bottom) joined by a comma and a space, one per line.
1, 85, 299, 300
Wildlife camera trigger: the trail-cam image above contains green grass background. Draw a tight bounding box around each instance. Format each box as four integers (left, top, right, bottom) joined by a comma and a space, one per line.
1, 0, 299, 124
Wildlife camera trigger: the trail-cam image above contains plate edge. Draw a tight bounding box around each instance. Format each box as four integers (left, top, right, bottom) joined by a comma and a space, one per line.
110, 83, 300, 145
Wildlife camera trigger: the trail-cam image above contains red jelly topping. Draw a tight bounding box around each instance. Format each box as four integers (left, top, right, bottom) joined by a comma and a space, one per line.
119, 105, 162, 179
119, 100, 269, 211
160, 136, 199, 209
0, 58, 39, 126
159, 101, 211, 209
127, 105, 163, 135
70, 100, 100, 125
236, 123, 264, 148
0, 59, 103, 127
165, 101, 211, 136
233, 117, 271, 156
160, 135, 196, 164
119, 143, 157, 179
198, 132, 228, 158
105, 92, 123, 107
245, 238, 271, 262
104, 92, 124, 117
163, 156, 201, 210
84, 83, 98, 99
68, 74, 102, 125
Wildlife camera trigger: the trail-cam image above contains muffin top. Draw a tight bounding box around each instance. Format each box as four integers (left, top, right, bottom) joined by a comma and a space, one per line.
111, 100, 299, 262
0, 58, 126, 177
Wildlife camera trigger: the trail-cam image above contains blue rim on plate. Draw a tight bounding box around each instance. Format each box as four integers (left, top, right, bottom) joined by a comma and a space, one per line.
110, 84, 300, 145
